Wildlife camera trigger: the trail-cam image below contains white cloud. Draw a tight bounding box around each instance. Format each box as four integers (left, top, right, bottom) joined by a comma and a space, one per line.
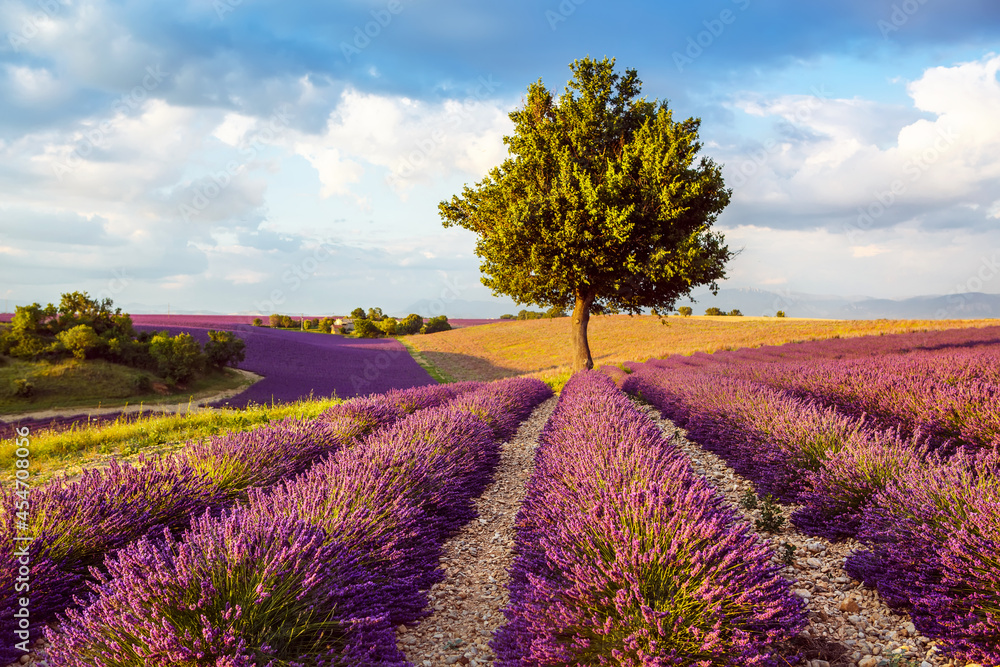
286, 87, 513, 200
721, 53, 1000, 230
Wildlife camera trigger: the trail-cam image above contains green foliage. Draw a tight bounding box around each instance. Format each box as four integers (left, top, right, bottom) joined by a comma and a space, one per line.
317, 317, 335, 333
353, 318, 383, 338
148, 331, 204, 384
420, 315, 452, 334
780, 542, 796, 566
204, 330, 246, 370
677, 306, 693, 317
367, 307, 385, 321
269, 314, 295, 328
755, 494, 786, 533
776, 310, 786, 318
546, 305, 568, 318
738, 488, 758, 510
396, 313, 424, 335
56, 324, 102, 360
728, 309, 743, 317
252, 317, 263, 327
376, 317, 398, 335
517, 309, 545, 320
439, 56, 732, 368
500, 313, 515, 320
11, 378, 34, 398
350, 307, 367, 320
705, 307, 724, 316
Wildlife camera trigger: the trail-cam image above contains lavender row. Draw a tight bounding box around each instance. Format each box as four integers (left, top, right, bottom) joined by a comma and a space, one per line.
623, 363, 929, 531
647, 330, 1000, 452
43, 377, 554, 666
494, 371, 805, 666
626, 364, 1000, 664
1, 383, 480, 663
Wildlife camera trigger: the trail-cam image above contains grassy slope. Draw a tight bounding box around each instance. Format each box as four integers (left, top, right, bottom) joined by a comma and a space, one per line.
406, 315, 1000, 383
0, 396, 342, 486
0, 358, 250, 415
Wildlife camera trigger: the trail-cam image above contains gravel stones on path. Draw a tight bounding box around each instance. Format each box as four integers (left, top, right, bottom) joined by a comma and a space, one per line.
396, 396, 559, 667
636, 401, 982, 667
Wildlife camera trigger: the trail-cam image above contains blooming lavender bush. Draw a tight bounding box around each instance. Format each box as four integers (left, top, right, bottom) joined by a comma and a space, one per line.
845, 448, 1000, 664
495, 372, 805, 666
181, 417, 345, 501
46, 508, 408, 666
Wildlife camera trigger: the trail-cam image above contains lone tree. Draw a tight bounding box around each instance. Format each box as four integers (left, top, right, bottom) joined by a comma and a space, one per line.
439, 57, 733, 371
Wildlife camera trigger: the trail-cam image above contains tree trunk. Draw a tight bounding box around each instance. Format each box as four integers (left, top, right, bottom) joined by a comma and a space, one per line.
570, 292, 595, 372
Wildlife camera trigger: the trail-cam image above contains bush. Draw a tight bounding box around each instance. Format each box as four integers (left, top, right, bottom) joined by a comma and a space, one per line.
376, 317, 398, 335
367, 307, 385, 322
705, 307, 724, 316
55, 324, 102, 360
203, 330, 246, 371
728, 309, 743, 317
350, 307, 367, 320
500, 313, 515, 320
11, 378, 34, 398
131, 375, 152, 393
353, 318, 383, 338
318, 317, 336, 333
149, 331, 204, 384
545, 306, 567, 318
776, 310, 786, 318
396, 314, 423, 336
677, 306, 693, 317
517, 309, 545, 320
252, 317, 263, 326
420, 315, 451, 334
269, 314, 295, 328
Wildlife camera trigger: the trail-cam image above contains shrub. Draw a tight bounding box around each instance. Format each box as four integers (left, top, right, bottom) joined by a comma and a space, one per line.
350, 307, 367, 320
203, 330, 246, 370
353, 318, 383, 338
420, 315, 451, 334
705, 307, 724, 316
11, 378, 34, 398
367, 307, 385, 321
55, 324, 102, 360
500, 313, 515, 319
318, 317, 335, 333
728, 308, 743, 316
545, 306, 567, 318
516, 309, 545, 320
376, 317, 398, 335
755, 494, 785, 533
678, 306, 693, 317
252, 317, 263, 326
776, 310, 786, 317
131, 375, 152, 393
148, 331, 204, 384
268, 313, 295, 328
396, 313, 423, 335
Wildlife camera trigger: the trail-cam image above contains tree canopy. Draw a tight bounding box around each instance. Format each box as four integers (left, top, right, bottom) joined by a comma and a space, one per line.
439, 56, 733, 370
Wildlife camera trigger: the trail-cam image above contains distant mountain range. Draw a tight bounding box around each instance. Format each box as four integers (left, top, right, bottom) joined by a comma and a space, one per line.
686, 288, 1000, 320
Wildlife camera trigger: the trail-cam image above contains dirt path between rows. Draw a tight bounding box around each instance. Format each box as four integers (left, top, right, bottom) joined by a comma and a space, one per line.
396, 396, 558, 666
0, 369, 262, 425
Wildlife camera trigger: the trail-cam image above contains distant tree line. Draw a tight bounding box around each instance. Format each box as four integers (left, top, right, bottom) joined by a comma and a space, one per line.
499, 307, 568, 320
349, 308, 451, 338
0, 292, 245, 386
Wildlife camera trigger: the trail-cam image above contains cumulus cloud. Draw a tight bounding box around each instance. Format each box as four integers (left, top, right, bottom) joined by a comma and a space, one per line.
718, 53, 1000, 242
285, 85, 513, 201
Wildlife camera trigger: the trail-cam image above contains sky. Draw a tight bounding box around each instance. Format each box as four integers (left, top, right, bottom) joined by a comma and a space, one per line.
1, 0, 999, 316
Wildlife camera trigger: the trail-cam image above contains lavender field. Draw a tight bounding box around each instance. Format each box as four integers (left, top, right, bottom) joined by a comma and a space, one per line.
135, 324, 437, 407
621, 326, 1000, 666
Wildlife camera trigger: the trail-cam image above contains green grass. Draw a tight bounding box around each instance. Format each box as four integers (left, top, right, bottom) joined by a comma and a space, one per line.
397, 338, 455, 384
0, 357, 252, 415
0, 395, 343, 486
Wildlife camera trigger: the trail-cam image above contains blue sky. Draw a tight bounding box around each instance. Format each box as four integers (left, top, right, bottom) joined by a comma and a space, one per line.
1, 0, 999, 316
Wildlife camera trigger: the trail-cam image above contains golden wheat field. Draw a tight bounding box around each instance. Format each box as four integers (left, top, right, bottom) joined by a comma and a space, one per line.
406, 315, 1000, 383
